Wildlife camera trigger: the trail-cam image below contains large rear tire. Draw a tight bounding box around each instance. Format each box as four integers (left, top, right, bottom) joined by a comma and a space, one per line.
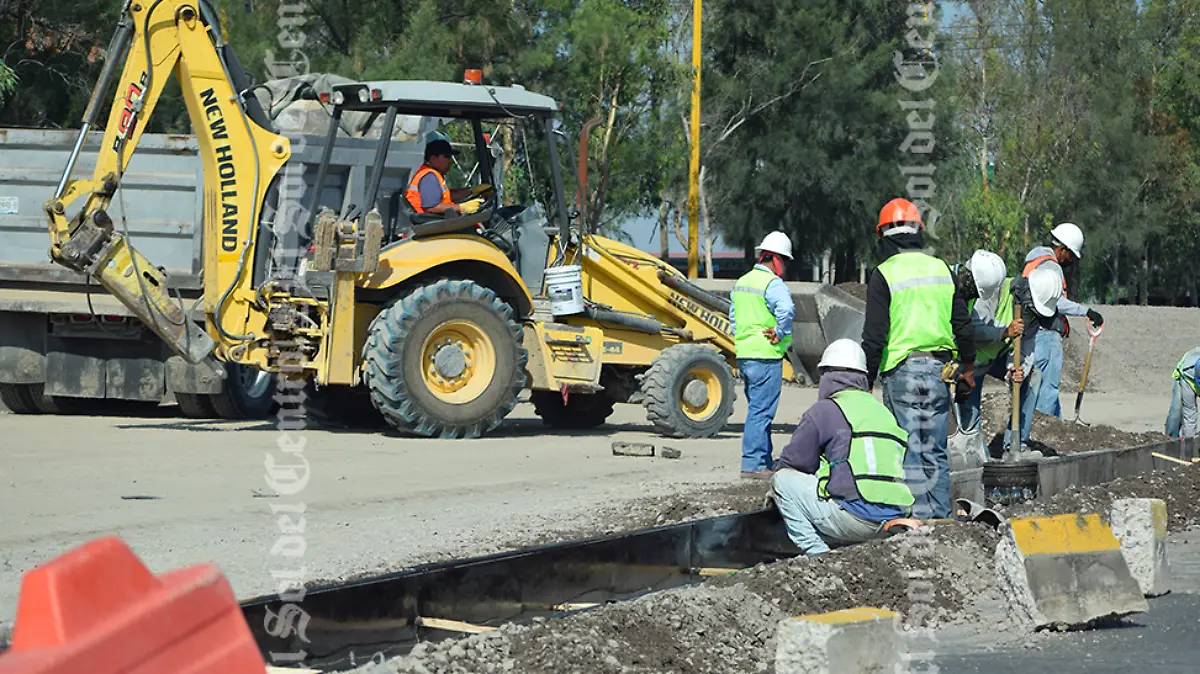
642, 344, 737, 438
531, 390, 616, 429
0, 384, 40, 414
364, 279, 527, 439
175, 392, 218, 418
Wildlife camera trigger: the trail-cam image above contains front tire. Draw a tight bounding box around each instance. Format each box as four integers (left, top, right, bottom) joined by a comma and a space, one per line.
364, 279, 527, 439
531, 390, 616, 429
642, 344, 737, 438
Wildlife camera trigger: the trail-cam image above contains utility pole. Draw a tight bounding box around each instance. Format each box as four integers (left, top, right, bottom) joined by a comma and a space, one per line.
686, 0, 702, 279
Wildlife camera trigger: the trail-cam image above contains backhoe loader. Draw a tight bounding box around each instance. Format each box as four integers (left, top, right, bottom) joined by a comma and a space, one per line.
46, 0, 794, 439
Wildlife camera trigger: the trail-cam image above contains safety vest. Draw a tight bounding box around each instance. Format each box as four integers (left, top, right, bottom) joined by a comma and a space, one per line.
405, 164, 453, 214
876, 251, 957, 374
731, 267, 791, 359
972, 277, 1015, 367
816, 388, 915, 509
1174, 349, 1200, 396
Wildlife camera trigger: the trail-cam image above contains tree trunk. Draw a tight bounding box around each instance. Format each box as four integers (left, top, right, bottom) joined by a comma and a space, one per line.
658, 193, 670, 261
1139, 240, 1150, 306
699, 165, 713, 279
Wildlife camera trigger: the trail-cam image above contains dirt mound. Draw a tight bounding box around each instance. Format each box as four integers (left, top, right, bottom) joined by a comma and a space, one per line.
1060, 304, 1199, 395
978, 390, 1166, 454
1005, 464, 1200, 532
361, 524, 1002, 674
835, 281, 868, 301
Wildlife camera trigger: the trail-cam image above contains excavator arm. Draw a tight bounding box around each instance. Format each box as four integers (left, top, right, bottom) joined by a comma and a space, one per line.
46, 0, 291, 368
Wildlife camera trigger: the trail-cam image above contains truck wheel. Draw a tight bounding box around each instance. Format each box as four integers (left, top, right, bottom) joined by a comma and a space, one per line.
531, 390, 616, 429
642, 344, 737, 438
208, 364, 277, 419
0, 384, 41, 414
363, 279, 527, 439
175, 392, 217, 419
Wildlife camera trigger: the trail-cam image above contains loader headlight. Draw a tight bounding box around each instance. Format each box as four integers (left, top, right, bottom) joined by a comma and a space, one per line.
357, 88, 370, 103
331, 91, 345, 106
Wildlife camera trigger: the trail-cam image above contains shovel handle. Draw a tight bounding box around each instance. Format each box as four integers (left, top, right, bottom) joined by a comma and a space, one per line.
1011, 335, 1022, 440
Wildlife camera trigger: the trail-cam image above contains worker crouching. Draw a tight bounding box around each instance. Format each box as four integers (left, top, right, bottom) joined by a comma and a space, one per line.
770, 339, 915, 555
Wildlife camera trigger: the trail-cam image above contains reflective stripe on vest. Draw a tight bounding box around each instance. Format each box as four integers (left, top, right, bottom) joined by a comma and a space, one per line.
731, 267, 790, 359
974, 277, 1015, 366
816, 388, 915, 509
405, 165, 452, 214
1174, 348, 1200, 396
876, 252, 957, 374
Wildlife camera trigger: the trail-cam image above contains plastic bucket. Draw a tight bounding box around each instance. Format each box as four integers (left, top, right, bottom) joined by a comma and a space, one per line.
545, 265, 585, 316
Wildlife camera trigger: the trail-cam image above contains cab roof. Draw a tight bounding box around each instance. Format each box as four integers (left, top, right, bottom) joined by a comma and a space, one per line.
329, 80, 560, 118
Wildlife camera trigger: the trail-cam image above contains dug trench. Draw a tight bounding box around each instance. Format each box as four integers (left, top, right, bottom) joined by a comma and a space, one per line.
241, 460, 1200, 674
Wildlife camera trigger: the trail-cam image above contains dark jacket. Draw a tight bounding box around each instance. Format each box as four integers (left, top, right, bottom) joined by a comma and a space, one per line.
778, 370, 870, 501
861, 232, 976, 385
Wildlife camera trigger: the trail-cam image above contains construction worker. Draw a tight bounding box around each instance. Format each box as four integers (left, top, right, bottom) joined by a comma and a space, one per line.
405, 133, 488, 216
862, 198, 975, 520
770, 339, 915, 555
1166, 348, 1200, 439
952, 250, 1024, 435
729, 231, 796, 479
1021, 223, 1104, 418
1003, 262, 1066, 458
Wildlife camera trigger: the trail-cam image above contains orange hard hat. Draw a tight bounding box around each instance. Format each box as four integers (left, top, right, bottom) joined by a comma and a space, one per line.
876, 198, 924, 235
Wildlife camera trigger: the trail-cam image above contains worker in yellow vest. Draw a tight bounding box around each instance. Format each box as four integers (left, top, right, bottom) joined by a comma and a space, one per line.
770, 339, 916, 555
405, 133, 488, 216
728, 231, 796, 479
861, 198, 976, 519
1166, 348, 1200, 439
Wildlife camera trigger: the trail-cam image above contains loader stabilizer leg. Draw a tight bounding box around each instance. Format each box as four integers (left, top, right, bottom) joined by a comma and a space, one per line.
53, 210, 215, 364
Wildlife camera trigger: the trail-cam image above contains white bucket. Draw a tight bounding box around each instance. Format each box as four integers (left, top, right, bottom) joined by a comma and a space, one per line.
545, 265, 585, 316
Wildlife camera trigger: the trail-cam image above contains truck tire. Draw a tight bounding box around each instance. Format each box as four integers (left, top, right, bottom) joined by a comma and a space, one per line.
642, 344, 737, 438
175, 392, 217, 418
0, 384, 40, 414
363, 279, 527, 439
208, 364, 277, 419
531, 390, 616, 429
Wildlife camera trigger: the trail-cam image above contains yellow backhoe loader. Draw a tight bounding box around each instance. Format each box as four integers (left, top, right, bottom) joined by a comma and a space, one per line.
46, 0, 793, 439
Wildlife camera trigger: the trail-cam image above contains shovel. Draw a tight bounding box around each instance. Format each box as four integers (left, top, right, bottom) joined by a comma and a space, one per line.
1071, 322, 1103, 426
1009, 334, 1021, 455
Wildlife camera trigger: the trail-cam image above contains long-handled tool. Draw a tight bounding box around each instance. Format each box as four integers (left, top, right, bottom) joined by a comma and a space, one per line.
1009, 334, 1021, 458
1071, 322, 1103, 425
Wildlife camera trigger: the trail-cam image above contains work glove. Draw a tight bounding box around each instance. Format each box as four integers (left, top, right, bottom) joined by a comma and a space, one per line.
1086, 308, 1104, 328
470, 183, 494, 198
459, 198, 485, 215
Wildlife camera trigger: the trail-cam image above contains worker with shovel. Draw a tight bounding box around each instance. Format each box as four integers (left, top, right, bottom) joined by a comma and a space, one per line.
1166, 348, 1200, 439
769, 340, 916, 555
1003, 262, 1066, 459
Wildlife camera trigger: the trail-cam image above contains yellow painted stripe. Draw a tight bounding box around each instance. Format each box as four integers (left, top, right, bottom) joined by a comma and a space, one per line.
1010, 514, 1121, 555
1151, 499, 1168, 540
794, 607, 897, 625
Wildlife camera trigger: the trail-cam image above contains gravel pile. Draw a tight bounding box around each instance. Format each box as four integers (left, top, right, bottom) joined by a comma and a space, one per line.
1060, 304, 1199, 394
1006, 464, 1200, 532
834, 281, 868, 302
979, 390, 1167, 455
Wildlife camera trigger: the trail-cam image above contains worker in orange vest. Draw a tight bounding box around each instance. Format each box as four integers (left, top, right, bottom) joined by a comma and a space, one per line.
1021, 222, 1104, 419
405, 135, 488, 216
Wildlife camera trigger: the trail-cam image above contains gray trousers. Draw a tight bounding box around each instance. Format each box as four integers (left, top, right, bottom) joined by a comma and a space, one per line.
770, 468, 889, 555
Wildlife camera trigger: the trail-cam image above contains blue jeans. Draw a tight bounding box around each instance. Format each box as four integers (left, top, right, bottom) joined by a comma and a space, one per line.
1031, 328, 1064, 418
1166, 378, 1199, 439
954, 357, 1008, 433
770, 468, 887, 555
1002, 354, 1042, 451
739, 358, 783, 472
880, 356, 951, 520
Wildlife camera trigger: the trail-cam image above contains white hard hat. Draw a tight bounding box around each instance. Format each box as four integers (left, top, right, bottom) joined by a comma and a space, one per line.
1050, 222, 1084, 259
755, 231, 793, 260
1028, 262, 1064, 318
817, 339, 868, 373
967, 250, 1007, 299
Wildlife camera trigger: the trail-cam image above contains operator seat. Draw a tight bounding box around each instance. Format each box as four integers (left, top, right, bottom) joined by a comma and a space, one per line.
387, 191, 493, 241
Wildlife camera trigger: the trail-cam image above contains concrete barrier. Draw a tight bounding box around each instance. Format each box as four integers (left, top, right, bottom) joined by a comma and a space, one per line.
950, 467, 985, 505
994, 514, 1148, 630
1110, 498, 1171, 597
1035, 438, 1197, 499
774, 607, 900, 674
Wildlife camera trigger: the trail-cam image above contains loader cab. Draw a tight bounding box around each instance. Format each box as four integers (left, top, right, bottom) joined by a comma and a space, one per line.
306, 79, 574, 290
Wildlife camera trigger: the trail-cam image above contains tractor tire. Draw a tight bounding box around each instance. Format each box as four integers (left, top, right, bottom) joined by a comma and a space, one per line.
208, 364, 277, 420
0, 384, 41, 414
175, 392, 218, 419
531, 390, 616, 429
642, 344, 737, 438
363, 279, 527, 439
304, 384, 388, 430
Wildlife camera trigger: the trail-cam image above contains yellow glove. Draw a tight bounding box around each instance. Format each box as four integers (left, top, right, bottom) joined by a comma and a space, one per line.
470, 183, 494, 198
460, 198, 485, 215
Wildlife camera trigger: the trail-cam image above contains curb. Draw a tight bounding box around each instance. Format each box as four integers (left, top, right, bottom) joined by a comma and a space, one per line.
1110, 498, 1171, 597
775, 607, 899, 674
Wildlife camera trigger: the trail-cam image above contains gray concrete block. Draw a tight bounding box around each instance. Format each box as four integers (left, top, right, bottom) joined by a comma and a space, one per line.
612, 442, 654, 457
1110, 498, 1171, 597
775, 607, 900, 674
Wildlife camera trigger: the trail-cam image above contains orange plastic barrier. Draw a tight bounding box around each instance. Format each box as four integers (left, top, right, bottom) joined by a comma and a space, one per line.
0, 536, 265, 674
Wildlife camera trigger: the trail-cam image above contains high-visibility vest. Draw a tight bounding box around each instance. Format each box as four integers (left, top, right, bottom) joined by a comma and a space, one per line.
876, 251, 957, 374
405, 164, 453, 214
1174, 348, 1200, 396
731, 267, 790, 359
972, 277, 1015, 367
816, 388, 915, 509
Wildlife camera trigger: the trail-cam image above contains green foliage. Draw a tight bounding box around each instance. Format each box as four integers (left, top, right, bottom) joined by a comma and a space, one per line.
945, 182, 1027, 271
